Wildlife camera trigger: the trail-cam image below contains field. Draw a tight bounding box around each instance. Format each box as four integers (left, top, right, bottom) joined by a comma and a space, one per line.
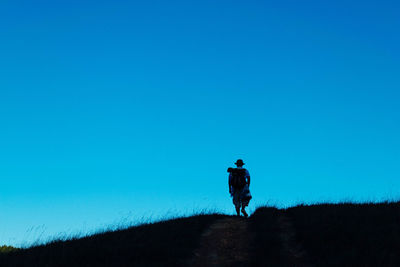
1, 202, 400, 266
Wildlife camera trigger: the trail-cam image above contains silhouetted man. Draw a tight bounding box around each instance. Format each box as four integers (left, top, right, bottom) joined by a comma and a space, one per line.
228, 159, 251, 218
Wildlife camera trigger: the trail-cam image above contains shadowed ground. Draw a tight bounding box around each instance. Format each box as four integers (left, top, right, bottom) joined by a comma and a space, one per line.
0, 214, 227, 267
2, 202, 400, 266
193, 208, 313, 267
192, 217, 252, 267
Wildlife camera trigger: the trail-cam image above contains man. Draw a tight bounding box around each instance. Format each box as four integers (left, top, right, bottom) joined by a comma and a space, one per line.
228, 159, 251, 218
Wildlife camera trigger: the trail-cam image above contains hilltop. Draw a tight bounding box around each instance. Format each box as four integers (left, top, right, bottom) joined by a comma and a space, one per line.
1, 202, 400, 266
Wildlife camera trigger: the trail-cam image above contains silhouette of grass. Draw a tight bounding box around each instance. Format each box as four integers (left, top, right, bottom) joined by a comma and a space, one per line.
247, 201, 400, 267
286, 201, 400, 266
0, 246, 19, 254
248, 206, 288, 267
0, 213, 227, 267
2, 202, 400, 266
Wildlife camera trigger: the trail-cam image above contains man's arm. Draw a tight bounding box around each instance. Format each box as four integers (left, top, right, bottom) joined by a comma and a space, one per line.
246, 169, 250, 186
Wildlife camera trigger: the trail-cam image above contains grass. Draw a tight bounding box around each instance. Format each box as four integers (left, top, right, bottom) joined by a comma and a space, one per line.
248, 201, 400, 266
0, 246, 19, 254
2, 202, 400, 266
286, 201, 400, 266
248, 207, 288, 266
0, 213, 227, 267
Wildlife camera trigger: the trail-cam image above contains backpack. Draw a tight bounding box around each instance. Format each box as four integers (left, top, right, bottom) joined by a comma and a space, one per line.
228, 168, 247, 189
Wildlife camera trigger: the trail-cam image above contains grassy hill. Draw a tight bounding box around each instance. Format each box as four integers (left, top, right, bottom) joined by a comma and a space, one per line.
2, 202, 400, 266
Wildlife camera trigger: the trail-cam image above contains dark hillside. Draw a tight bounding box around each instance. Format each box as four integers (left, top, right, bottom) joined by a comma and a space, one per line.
0, 214, 226, 267
2, 202, 400, 266
286, 202, 400, 267
248, 207, 288, 266
249, 207, 314, 267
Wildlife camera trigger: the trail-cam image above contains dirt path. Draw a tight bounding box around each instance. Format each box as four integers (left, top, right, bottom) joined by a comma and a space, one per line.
277, 214, 313, 267
191, 214, 312, 267
191, 217, 252, 267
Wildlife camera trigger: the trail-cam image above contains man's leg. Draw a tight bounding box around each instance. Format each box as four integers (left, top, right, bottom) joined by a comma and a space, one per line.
233, 191, 241, 216
241, 204, 248, 218
235, 205, 241, 216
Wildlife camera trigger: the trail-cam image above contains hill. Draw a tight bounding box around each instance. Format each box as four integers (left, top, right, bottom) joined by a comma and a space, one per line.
1, 202, 400, 266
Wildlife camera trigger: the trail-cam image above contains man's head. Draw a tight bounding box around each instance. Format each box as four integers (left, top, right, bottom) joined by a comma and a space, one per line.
234, 159, 245, 167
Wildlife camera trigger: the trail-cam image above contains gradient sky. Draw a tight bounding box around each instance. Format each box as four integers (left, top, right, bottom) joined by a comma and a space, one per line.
1, 0, 399, 247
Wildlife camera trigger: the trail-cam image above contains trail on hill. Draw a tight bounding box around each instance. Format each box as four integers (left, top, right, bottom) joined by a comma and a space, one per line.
191, 214, 313, 267
277, 214, 313, 267
191, 217, 252, 267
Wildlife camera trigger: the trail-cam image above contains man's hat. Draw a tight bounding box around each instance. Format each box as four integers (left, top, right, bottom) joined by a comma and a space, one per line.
235, 159, 245, 166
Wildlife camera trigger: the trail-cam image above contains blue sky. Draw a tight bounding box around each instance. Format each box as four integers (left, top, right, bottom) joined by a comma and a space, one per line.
1, 0, 399, 246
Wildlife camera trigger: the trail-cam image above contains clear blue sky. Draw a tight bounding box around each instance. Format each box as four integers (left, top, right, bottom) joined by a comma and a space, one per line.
1, 0, 399, 247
